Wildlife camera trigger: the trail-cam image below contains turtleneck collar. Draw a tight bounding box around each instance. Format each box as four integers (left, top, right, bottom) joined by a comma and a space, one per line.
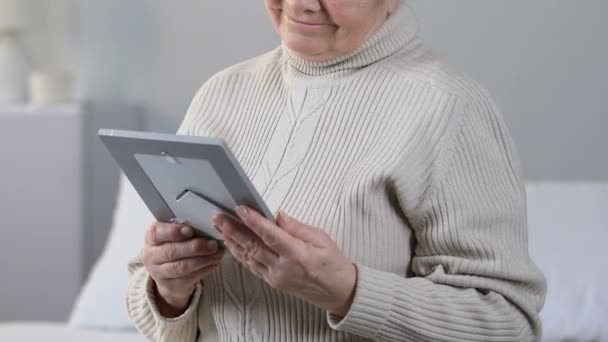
282, 4, 419, 78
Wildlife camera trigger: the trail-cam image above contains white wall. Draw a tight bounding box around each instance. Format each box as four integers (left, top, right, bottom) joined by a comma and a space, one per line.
409, 0, 608, 181
35, 1, 608, 270
79, 1, 278, 131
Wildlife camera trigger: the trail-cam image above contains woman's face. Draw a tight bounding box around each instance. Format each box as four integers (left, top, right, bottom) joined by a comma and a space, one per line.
265, 0, 399, 61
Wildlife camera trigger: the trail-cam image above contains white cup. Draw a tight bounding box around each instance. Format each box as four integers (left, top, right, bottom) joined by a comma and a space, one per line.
29, 70, 75, 105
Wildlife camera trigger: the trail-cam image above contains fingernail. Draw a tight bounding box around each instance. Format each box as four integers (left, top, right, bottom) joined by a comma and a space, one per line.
213, 224, 223, 234
180, 226, 193, 238
207, 240, 218, 250
214, 215, 225, 228
236, 206, 249, 217
279, 210, 290, 223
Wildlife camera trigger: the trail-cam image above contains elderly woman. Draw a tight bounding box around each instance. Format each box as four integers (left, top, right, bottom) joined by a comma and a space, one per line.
127, 0, 546, 341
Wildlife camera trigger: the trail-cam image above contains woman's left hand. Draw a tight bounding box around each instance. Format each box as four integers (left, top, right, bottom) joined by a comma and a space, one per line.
213, 206, 357, 317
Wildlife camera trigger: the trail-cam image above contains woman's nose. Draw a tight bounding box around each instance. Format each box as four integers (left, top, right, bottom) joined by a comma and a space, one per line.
286, 0, 322, 13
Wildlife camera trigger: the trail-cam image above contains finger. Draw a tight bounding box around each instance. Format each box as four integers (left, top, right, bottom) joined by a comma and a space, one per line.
277, 211, 327, 246
225, 239, 269, 279
234, 206, 301, 257
155, 254, 223, 279
146, 222, 194, 246
224, 236, 245, 254
219, 217, 278, 266
149, 238, 221, 264
160, 261, 222, 292
173, 260, 222, 282
224, 235, 265, 267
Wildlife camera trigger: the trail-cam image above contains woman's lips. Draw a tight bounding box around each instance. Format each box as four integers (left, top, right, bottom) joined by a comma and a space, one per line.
285, 15, 335, 32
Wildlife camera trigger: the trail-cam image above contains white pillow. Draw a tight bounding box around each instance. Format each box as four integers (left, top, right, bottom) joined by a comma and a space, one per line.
69, 174, 153, 329
526, 182, 608, 341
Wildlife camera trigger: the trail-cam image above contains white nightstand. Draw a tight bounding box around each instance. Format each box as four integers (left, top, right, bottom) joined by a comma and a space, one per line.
0, 105, 85, 322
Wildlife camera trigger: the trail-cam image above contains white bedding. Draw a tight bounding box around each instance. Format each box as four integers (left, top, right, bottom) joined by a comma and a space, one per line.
0, 322, 147, 342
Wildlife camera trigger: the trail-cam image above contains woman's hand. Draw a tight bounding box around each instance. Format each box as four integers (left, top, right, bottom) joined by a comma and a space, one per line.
141, 222, 224, 317
214, 207, 357, 317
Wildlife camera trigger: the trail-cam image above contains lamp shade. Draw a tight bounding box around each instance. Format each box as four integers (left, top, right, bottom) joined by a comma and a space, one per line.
0, 0, 34, 32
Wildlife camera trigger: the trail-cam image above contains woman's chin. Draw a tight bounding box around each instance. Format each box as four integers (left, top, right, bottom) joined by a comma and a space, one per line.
283, 39, 335, 62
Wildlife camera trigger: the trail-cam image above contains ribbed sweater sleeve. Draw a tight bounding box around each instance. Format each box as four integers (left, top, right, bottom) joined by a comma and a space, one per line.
327, 92, 546, 341
126, 256, 202, 341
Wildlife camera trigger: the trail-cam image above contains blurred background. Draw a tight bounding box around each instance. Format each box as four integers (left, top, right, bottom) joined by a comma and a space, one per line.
0, 0, 606, 339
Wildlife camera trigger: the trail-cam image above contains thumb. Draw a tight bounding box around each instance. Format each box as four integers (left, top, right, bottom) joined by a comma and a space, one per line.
277, 211, 325, 245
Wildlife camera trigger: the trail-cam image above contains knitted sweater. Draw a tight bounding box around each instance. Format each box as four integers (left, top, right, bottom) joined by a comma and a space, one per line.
127, 4, 546, 341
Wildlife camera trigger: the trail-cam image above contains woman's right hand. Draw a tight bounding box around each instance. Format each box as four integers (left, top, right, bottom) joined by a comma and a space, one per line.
142, 222, 224, 317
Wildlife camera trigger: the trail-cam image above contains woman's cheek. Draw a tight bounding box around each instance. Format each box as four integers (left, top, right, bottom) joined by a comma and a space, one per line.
325, 0, 378, 20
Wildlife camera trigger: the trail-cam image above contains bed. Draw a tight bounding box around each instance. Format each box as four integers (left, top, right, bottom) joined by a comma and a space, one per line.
0, 322, 147, 341
1, 177, 606, 341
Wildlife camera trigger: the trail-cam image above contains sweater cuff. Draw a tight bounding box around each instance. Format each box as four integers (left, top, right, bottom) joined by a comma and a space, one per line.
127, 267, 202, 340
146, 275, 202, 322
327, 264, 398, 339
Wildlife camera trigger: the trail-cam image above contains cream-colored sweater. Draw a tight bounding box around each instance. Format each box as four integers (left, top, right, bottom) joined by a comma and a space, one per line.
127, 5, 546, 341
